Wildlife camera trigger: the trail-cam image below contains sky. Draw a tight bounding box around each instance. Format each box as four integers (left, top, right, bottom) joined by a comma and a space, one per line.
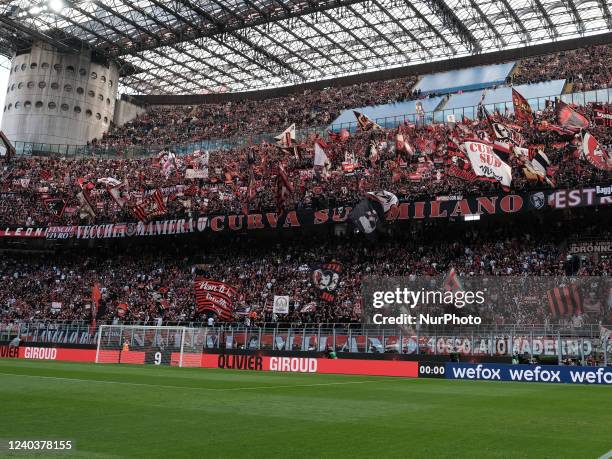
0, 55, 9, 128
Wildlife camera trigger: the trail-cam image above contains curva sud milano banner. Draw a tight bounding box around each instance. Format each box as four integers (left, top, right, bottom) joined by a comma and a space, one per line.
0, 184, 610, 240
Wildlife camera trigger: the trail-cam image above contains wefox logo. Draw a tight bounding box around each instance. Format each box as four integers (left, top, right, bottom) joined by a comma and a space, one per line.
569, 367, 612, 384
508, 366, 561, 383
451, 365, 501, 380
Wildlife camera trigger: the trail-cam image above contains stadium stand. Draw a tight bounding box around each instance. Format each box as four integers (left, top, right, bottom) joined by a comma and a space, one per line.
96, 75, 419, 147
90, 43, 612, 148
0, 215, 610, 325
1, 99, 610, 227
511, 44, 612, 92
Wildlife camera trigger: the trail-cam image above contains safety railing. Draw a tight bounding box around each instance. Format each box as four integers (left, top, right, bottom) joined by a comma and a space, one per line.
2, 321, 610, 364
8, 86, 612, 160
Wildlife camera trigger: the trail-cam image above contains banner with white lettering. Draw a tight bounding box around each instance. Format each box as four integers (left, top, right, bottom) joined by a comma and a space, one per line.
463, 140, 512, 188
0, 184, 610, 240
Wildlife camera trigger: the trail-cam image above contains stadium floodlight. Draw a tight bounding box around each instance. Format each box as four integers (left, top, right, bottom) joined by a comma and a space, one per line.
96, 325, 207, 367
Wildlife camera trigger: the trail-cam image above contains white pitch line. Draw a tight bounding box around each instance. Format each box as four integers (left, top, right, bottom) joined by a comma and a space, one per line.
0, 372, 381, 392
599, 450, 612, 459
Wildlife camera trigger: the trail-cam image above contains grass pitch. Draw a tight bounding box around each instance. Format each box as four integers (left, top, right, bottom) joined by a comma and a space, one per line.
0, 360, 610, 458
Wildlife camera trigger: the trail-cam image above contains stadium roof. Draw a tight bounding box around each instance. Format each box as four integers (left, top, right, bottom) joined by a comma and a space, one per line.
0, 0, 611, 95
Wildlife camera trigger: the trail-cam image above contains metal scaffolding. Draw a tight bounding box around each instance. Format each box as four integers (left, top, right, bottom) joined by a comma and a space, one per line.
0, 0, 610, 94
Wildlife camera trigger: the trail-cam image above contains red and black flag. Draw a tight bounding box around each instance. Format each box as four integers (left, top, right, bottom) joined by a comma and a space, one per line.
581, 131, 612, 171
512, 88, 533, 125
131, 189, 166, 222
327, 130, 341, 142
275, 164, 293, 214
194, 277, 237, 321
43, 197, 67, 218
312, 262, 343, 302
556, 101, 589, 132
353, 111, 382, 131
242, 147, 257, 215
593, 104, 612, 127
89, 283, 102, 334
76, 190, 96, 220
546, 285, 582, 317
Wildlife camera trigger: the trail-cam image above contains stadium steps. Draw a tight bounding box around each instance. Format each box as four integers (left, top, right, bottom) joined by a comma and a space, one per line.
433, 95, 450, 112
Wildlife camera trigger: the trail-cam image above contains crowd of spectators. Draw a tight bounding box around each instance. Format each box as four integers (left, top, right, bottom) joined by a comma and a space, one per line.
93, 44, 612, 149
96, 75, 419, 147
511, 44, 612, 92
1, 99, 610, 227
0, 219, 609, 326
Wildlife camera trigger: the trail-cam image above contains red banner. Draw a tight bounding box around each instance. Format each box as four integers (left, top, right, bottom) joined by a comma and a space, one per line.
194, 278, 237, 320
203, 354, 419, 377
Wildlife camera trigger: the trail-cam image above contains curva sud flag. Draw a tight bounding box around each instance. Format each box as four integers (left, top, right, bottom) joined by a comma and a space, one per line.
463, 139, 512, 189
194, 277, 237, 321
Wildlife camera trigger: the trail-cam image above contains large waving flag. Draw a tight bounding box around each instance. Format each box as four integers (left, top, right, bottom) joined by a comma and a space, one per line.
581, 132, 612, 171
194, 278, 237, 321
556, 101, 589, 132
348, 190, 398, 236
511, 88, 533, 125
313, 139, 331, 177
523, 148, 555, 186
275, 124, 296, 147
353, 111, 382, 131
276, 164, 293, 214
77, 190, 96, 220
463, 139, 512, 189
107, 181, 130, 208
131, 189, 166, 222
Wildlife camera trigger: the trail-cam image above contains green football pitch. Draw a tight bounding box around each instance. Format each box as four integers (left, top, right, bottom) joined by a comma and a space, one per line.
0, 360, 610, 458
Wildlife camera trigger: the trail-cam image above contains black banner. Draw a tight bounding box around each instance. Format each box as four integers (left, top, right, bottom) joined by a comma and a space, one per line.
0, 184, 610, 240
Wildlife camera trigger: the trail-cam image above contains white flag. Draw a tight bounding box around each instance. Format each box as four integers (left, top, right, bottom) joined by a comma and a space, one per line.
273, 295, 290, 314
463, 140, 512, 188
275, 124, 296, 147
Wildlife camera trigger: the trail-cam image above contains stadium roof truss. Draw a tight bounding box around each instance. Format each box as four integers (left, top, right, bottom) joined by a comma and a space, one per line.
0, 0, 610, 94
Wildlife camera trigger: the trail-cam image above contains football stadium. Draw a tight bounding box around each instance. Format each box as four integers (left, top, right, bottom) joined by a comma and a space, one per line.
0, 0, 611, 457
